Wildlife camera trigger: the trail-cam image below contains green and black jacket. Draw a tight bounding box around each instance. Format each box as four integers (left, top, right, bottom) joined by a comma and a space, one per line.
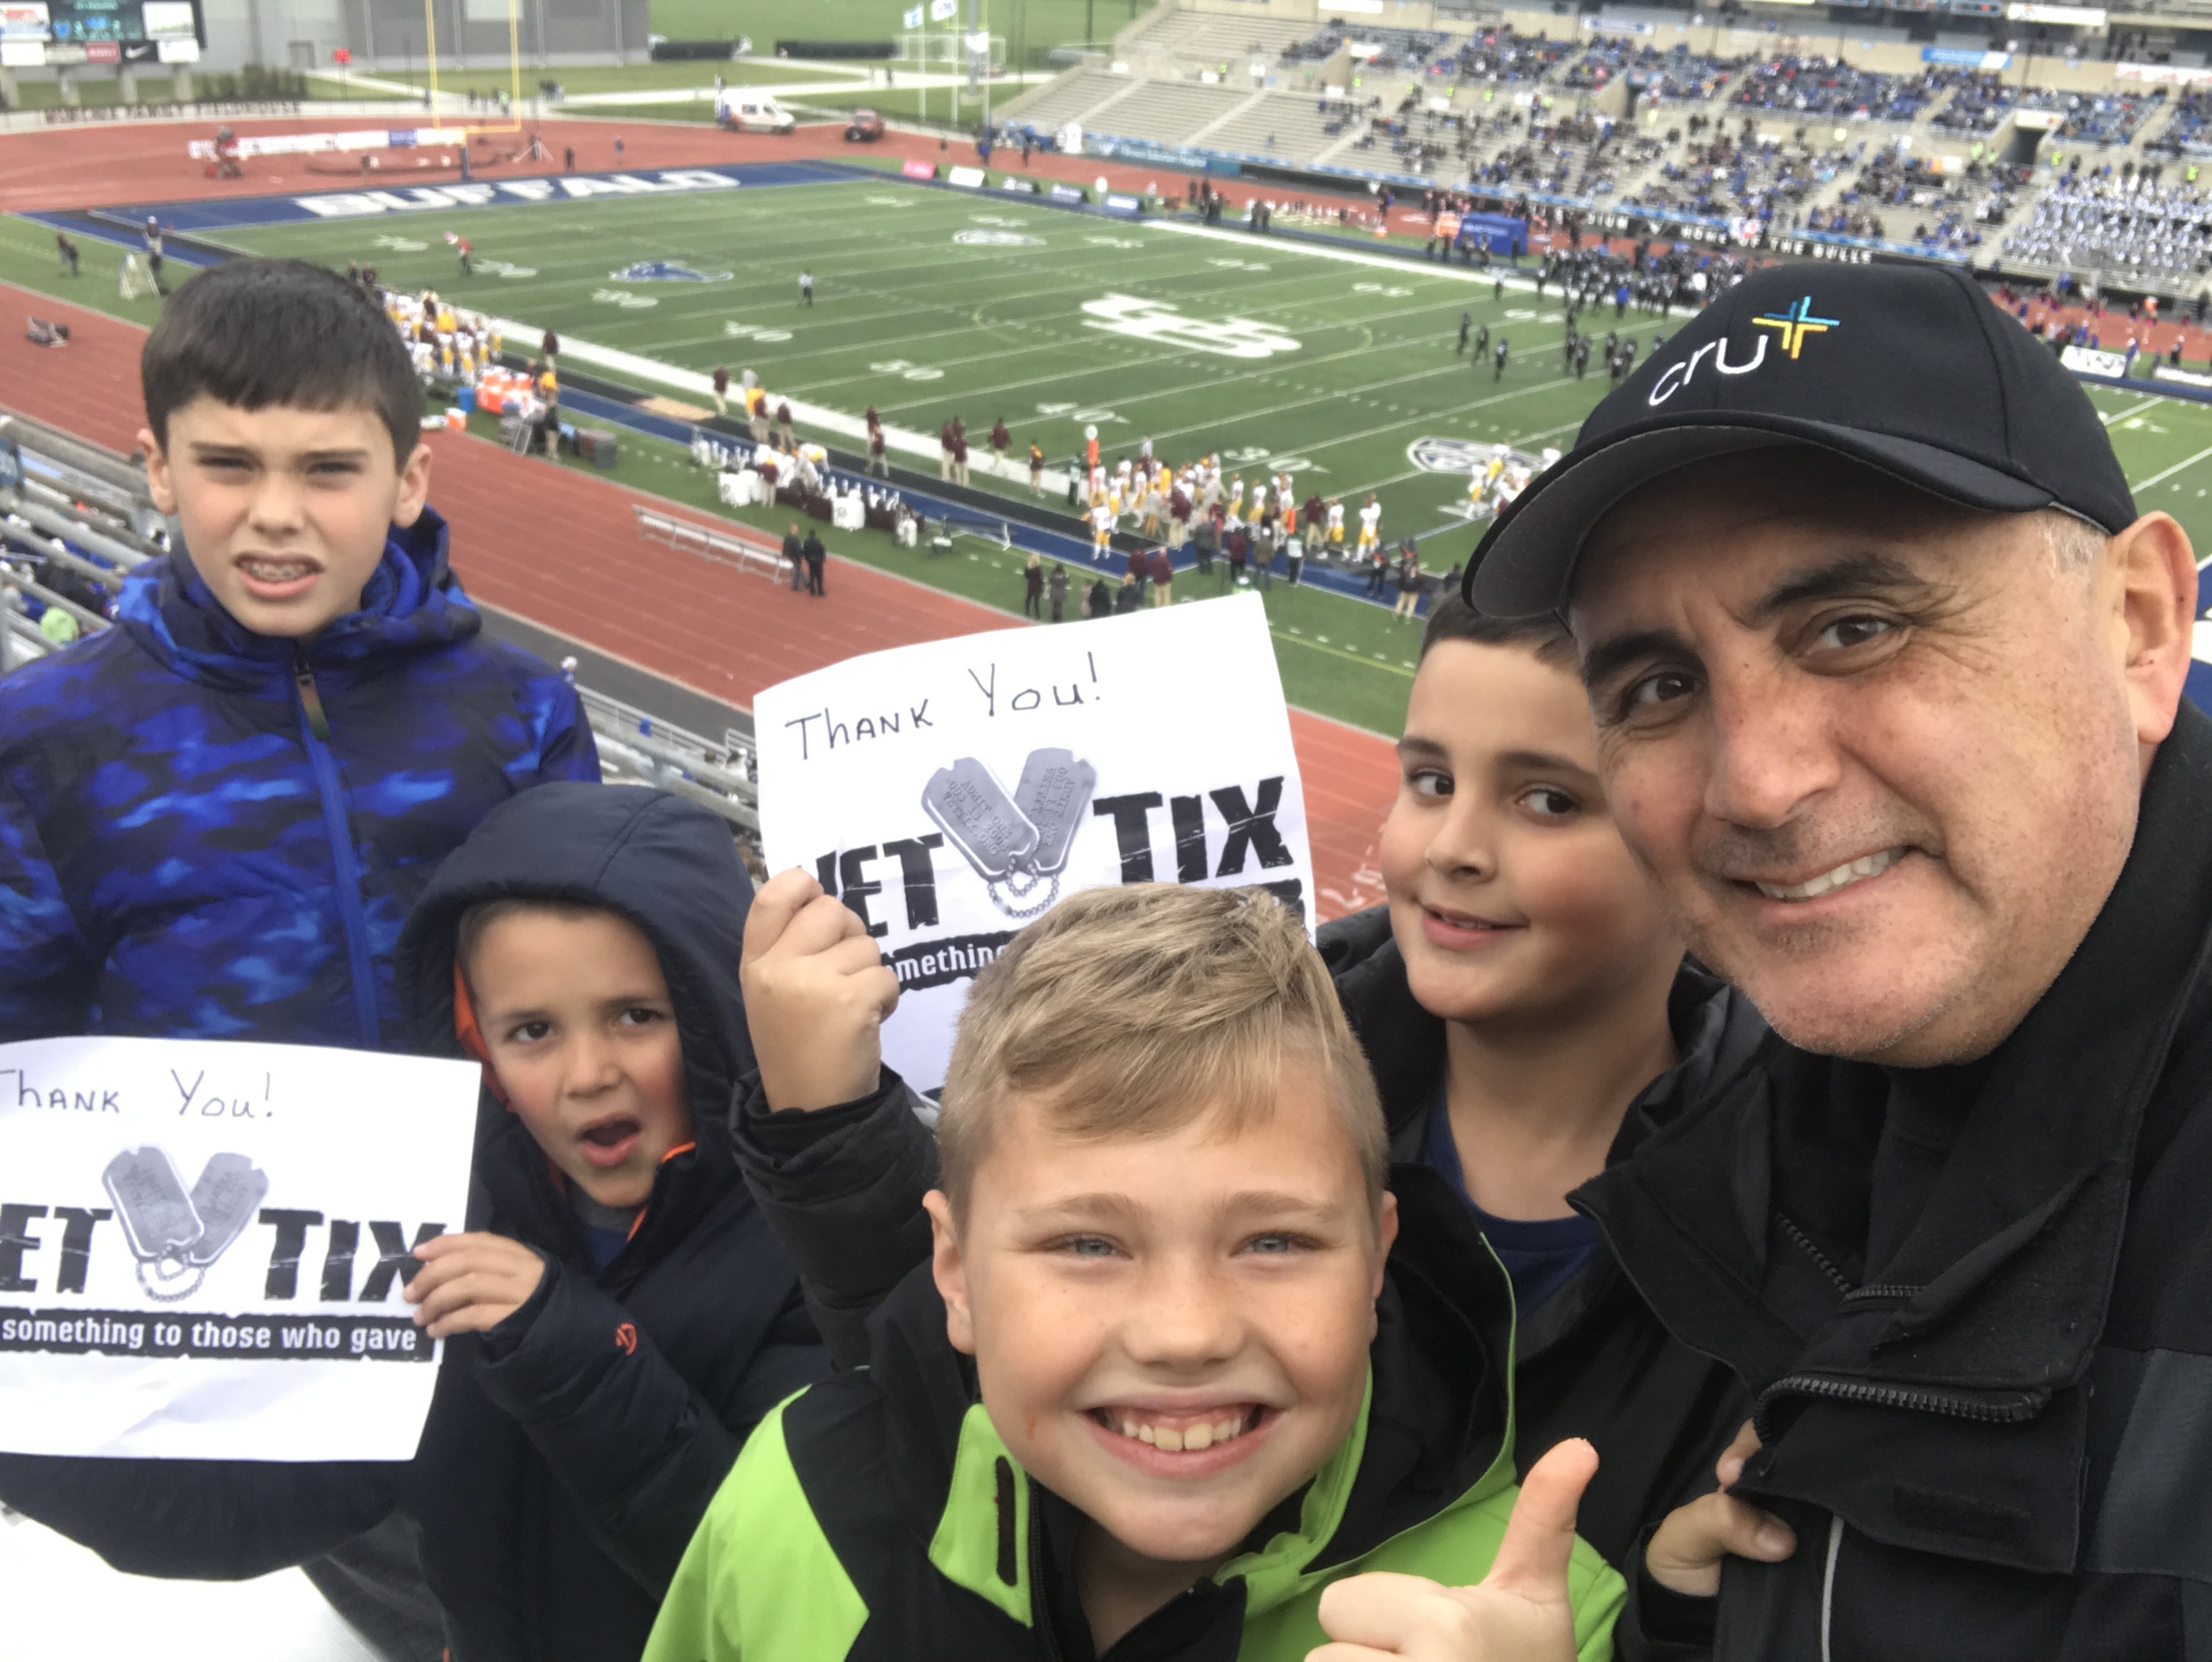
644, 1168, 1625, 1662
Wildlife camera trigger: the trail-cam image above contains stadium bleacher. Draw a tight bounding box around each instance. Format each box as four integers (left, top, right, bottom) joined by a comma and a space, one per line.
2148, 90, 2212, 155
1560, 41, 1744, 105
1731, 57, 1946, 123
1928, 71, 2016, 135
1121, 9, 1314, 69
1006, 67, 1134, 134
1435, 24, 1570, 86
2057, 87, 2171, 146
1087, 78, 1257, 146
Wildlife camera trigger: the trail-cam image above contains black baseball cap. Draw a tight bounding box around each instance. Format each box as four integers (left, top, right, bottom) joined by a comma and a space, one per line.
1466, 261, 2138, 618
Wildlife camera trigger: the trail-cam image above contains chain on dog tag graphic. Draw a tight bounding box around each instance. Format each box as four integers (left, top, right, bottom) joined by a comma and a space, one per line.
924, 749, 1097, 918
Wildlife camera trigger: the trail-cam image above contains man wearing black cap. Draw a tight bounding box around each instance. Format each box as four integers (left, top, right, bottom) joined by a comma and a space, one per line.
1463, 261, 2206, 1656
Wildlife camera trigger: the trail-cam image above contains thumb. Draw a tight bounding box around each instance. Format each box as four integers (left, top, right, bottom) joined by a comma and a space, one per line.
1481, 1438, 1599, 1603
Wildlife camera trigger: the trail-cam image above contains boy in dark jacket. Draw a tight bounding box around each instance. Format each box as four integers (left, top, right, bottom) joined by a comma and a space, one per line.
0, 256, 597, 1658
393, 782, 826, 1662
655, 885, 1623, 1661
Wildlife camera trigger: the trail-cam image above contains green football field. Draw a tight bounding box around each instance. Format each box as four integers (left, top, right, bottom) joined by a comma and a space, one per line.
206, 176, 1650, 546
200, 173, 2212, 541
10, 176, 2212, 734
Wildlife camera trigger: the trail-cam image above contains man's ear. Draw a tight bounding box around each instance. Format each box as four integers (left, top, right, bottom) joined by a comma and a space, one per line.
2103, 511, 2198, 751
925, 1189, 976, 1355
138, 426, 175, 516
390, 441, 434, 530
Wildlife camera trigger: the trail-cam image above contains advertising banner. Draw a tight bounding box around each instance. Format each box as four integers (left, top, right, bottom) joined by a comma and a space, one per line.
755, 597, 1314, 1094
903, 158, 936, 180
2062, 343, 2132, 378
0, 2, 49, 39
0, 1037, 478, 1461
1920, 45, 2011, 68
946, 164, 986, 188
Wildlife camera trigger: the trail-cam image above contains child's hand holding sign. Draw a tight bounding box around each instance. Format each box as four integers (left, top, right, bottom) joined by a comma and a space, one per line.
404, 1234, 547, 1338
740, 868, 903, 1113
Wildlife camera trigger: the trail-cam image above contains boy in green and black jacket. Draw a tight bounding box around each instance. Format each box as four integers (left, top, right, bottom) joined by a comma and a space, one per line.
647, 884, 1625, 1662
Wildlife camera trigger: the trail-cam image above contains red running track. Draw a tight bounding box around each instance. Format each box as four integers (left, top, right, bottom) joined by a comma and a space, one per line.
0, 281, 1395, 917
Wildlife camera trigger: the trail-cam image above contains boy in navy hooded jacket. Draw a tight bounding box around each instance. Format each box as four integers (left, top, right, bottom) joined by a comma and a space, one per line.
393, 782, 825, 1661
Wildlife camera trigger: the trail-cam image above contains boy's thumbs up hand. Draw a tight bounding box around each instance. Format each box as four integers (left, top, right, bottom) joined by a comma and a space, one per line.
741, 868, 901, 1113
1306, 1439, 1599, 1662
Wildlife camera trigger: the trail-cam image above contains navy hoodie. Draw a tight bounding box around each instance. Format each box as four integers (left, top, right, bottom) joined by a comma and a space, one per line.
393, 782, 826, 1662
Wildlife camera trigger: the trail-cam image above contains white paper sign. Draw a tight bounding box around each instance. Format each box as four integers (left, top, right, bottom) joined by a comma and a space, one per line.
756, 595, 1314, 1094
0, 1037, 479, 1461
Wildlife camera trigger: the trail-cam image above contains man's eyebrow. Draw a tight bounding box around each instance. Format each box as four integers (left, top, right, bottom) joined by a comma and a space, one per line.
1395, 735, 1449, 762
1579, 628, 1694, 691
1749, 552, 1928, 623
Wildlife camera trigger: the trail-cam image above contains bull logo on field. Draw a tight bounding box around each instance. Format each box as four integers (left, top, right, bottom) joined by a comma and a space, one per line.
1408, 437, 1492, 476
1079, 293, 1301, 360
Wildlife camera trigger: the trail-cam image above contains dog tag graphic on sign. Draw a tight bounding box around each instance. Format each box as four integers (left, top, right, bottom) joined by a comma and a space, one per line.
1013, 749, 1097, 877
104, 1146, 201, 1262
922, 757, 1041, 883
185, 1153, 269, 1267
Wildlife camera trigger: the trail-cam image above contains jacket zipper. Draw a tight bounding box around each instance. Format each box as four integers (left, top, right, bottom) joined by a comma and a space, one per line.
293, 648, 382, 1048
1752, 1370, 2044, 1441
1028, 1484, 1066, 1662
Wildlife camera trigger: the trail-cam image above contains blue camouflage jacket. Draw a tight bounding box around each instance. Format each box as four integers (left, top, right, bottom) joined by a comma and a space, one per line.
0, 506, 600, 1049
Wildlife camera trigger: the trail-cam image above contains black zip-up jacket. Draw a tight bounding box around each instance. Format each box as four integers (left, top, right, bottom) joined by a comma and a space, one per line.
731, 909, 1766, 1570
1581, 700, 2212, 1660
393, 782, 827, 1661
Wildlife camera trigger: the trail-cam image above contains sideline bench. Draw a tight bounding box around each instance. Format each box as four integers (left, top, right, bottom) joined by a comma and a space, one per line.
630, 503, 786, 583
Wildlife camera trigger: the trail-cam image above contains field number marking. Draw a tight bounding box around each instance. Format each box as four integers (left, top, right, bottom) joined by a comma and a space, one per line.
871, 358, 944, 380
724, 321, 794, 342
592, 287, 655, 309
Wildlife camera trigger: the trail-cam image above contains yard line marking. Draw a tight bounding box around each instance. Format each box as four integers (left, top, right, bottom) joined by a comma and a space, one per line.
2133, 443, 2212, 491
2100, 396, 2165, 426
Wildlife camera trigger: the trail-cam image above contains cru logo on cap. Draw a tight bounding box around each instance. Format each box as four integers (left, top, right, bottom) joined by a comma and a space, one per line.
1754, 295, 1841, 359
1647, 294, 1842, 408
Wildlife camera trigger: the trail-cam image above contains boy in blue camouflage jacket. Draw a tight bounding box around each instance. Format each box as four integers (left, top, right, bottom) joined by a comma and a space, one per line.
0, 256, 598, 1049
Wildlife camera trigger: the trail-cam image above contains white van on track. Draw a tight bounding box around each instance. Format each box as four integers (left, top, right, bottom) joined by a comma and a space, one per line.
715, 90, 797, 133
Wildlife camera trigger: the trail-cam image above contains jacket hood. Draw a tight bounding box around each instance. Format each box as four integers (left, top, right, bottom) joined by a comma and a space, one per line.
395, 782, 756, 1115
853, 1164, 1520, 1625
120, 506, 481, 696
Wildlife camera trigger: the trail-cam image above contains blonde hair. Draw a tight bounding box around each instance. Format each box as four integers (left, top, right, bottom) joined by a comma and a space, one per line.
937, 883, 1386, 1215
